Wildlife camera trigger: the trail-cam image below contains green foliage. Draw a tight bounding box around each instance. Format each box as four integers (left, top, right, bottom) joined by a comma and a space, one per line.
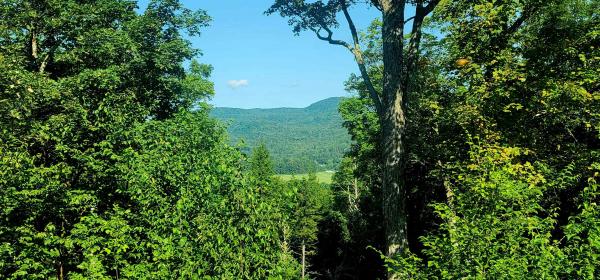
389, 144, 600, 279
244, 146, 333, 277
390, 145, 565, 279
115, 112, 297, 278
562, 162, 600, 279
265, 0, 345, 35
2, 0, 598, 278
0, 0, 301, 278
211, 97, 351, 174
301, 20, 386, 279
286, 174, 332, 247
274, 174, 333, 277
1, 0, 210, 276
385, 0, 600, 278
314, 156, 386, 279
249, 142, 275, 182
311, 0, 599, 277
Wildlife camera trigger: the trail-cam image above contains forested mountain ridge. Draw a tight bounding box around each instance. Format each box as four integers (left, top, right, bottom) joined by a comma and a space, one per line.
211, 97, 351, 174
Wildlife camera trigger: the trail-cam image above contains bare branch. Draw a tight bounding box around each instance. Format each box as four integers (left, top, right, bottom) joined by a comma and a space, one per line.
39, 54, 50, 73
340, 0, 383, 115
370, 0, 383, 11
423, 0, 440, 16
505, 5, 540, 36
341, 1, 360, 48
404, 16, 415, 24
30, 28, 38, 59
487, 4, 542, 60
312, 26, 352, 49
483, 5, 541, 81
37, 37, 65, 73
404, 0, 439, 91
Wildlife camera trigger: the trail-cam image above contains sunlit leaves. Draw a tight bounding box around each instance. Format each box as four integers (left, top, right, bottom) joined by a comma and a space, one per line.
0, 0, 218, 278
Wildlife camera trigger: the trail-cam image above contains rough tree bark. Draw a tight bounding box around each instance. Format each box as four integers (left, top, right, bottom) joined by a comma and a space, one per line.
380, 1, 409, 265
299, 0, 440, 278
379, 1, 438, 266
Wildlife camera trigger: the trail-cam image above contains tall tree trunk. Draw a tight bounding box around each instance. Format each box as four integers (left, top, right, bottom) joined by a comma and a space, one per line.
30, 28, 38, 60
381, 100, 408, 259
306, 2, 437, 278
381, 1, 408, 274
57, 260, 63, 280
301, 242, 306, 279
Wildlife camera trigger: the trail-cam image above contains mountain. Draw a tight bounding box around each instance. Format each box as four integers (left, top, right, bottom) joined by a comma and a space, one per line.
211, 97, 351, 174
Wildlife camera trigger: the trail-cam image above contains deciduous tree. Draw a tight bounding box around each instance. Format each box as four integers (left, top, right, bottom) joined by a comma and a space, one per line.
267, 3, 441, 275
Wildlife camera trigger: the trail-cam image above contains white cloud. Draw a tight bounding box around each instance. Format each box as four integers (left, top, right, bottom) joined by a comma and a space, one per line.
227, 79, 249, 89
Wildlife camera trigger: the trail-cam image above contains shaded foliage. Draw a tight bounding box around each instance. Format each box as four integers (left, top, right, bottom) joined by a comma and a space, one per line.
310, 0, 599, 278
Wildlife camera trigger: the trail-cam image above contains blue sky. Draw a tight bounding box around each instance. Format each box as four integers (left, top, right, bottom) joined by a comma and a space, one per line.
140, 0, 381, 108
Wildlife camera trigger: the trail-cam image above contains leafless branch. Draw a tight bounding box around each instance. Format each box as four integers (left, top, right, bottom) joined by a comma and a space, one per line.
313, 26, 352, 50
38, 38, 65, 73
39, 54, 50, 73
30, 28, 38, 59
404, 0, 439, 91
340, 0, 383, 115
341, 1, 360, 48
370, 0, 382, 11
505, 5, 540, 36
423, 0, 440, 16
308, 0, 384, 115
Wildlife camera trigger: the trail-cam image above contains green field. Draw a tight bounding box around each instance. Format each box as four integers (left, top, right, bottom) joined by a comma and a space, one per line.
276, 171, 335, 184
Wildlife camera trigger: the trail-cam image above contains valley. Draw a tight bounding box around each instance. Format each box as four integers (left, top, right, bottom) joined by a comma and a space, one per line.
211, 97, 351, 174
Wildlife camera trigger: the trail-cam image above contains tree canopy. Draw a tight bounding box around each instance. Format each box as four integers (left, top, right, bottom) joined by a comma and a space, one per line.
1, 0, 598, 279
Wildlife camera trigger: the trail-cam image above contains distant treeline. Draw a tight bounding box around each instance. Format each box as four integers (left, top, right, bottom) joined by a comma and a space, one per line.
211, 97, 351, 174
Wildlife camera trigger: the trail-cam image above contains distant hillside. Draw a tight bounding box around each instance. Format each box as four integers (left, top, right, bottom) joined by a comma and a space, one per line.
211, 97, 351, 174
